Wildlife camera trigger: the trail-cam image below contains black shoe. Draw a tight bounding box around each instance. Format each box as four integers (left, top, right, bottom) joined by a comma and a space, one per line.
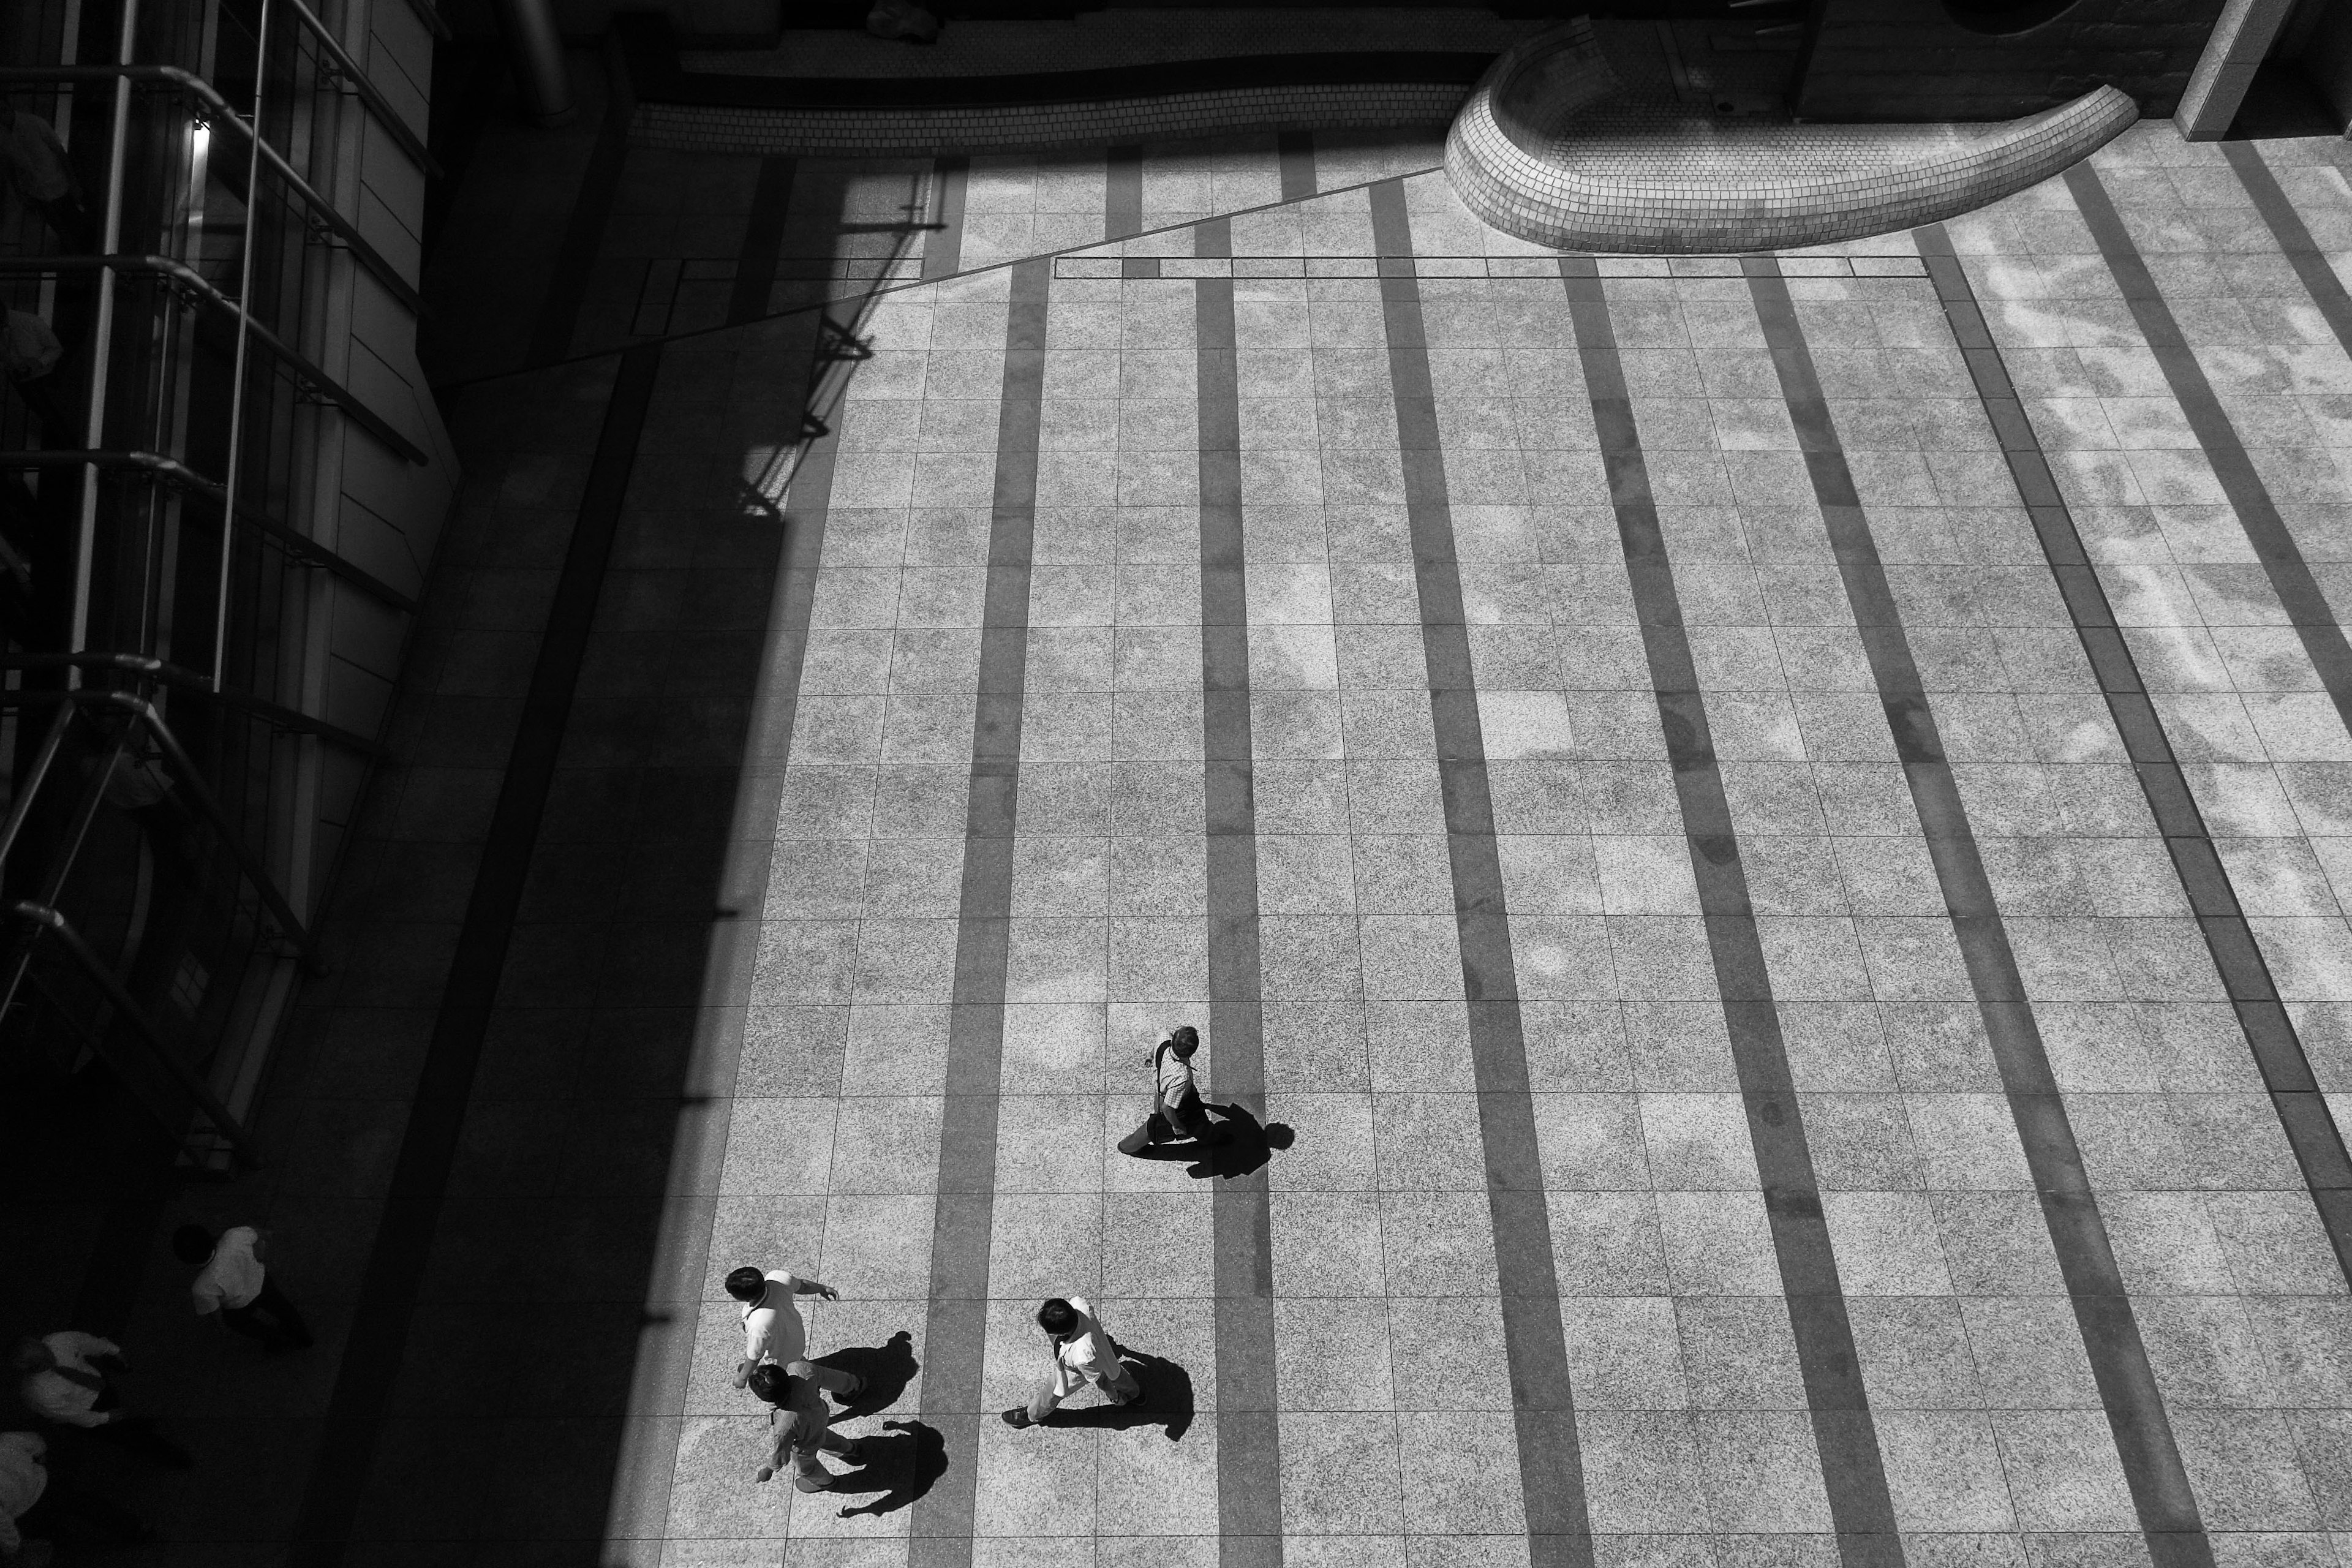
1000, 1407, 1035, 1428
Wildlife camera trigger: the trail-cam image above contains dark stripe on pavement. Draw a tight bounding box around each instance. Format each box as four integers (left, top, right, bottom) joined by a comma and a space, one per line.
527, 42, 637, 366
1914, 222, 2352, 1283
1366, 179, 1593, 1568
1747, 256, 2216, 1568
2064, 164, 2352, 747
922, 154, 970, 282
908, 257, 1050, 1568
728, 155, 796, 325
288, 344, 664, 1566
1561, 258, 1904, 1568
1106, 144, 1145, 240
1276, 130, 1316, 202
1194, 214, 1284, 1568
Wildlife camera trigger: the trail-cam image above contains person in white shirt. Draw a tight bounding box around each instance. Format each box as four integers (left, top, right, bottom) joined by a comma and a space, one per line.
7, 1335, 186, 1469
172, 1224, 311, 1351
1116, 1025, 1231, 1156
0, 1431, 45, 1557
723, 1266, 865, 1401
1000, 1296, 1139, 1428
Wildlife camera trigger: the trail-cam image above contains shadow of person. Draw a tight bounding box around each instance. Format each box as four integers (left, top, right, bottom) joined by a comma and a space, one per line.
1185, 1102, 1296, 1182
809, 1329, 918, 1422
831, 1419, 948, 1518
1043, 1350, 1194, 1442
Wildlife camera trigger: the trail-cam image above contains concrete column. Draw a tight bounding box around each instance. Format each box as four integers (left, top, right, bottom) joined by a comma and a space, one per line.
493, 0, 576, 127
2177, 0, 2301, 139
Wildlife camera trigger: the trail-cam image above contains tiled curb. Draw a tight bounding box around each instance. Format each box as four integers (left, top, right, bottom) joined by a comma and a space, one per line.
1052, 253, 1931, 279
1443, 20, 2141, 254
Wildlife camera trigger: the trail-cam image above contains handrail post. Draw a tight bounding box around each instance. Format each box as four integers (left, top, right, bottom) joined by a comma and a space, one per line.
69, 0, 143, 676
214, 0, 270, 690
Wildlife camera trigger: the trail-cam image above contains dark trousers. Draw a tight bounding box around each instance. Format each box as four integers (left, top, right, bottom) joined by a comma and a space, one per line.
221, 1276, 311, 1349
1117, 1088, 1225, 1155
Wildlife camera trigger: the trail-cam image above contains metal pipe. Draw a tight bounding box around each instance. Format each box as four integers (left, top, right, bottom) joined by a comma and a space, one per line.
23, 692, 329, 971
494, 0, 576, 127
0, 451, 420, 612
0, 654, 393, 760
214, 0, 271, 690
0, 67, 429, 315
68, 0, 141, 677
279, 0, 444, 177
9, 902, 261, 1165
0, 256, 428, 462
0, 705, 74, 869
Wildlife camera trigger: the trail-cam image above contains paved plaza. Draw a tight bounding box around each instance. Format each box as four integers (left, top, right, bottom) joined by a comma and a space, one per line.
124, 119, 2352, 1566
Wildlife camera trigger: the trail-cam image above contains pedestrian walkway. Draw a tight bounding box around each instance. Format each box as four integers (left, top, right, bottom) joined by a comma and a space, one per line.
43, 115, 2352, 1567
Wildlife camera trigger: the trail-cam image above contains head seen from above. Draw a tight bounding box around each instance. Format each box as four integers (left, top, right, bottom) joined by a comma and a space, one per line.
171, 1224, 217, 1265
745, 1363, 797, 1407
1035, 1298, 1079, 1340
723, 1266, 768, 1303
1169, 1025, 1199, 1058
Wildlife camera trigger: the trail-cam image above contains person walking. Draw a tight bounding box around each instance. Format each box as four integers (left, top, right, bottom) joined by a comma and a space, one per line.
747, 1363, 867, 1492
1000, 1296, 1139, 1428
725, 1265, 865, 1401
173, 1223, 311, 1351
7, 1335, 187, 1469
1116, 1025, 1228, 1156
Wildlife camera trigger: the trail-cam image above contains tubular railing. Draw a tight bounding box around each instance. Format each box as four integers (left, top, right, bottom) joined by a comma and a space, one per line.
1, 0, 432, 1166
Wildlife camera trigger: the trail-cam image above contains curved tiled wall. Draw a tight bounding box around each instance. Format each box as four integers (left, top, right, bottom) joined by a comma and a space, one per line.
1444, 21, 2139, 254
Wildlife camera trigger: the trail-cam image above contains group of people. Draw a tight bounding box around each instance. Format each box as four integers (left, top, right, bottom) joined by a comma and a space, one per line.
739, 1027, 1227, 1492
2, 1223, 309, 1561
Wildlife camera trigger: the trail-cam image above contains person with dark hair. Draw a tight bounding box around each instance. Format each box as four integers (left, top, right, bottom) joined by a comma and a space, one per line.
1116, 1024, 1230, 1156
747, 1363, 866, 1492
8, 1336, 187, 1469
723, 1265, 864, 1401
172, 1224, 310, 1351
1000, 1296, 1138, 1428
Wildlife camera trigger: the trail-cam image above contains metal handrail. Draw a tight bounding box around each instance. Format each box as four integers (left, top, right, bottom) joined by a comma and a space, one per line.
0, 706, 71, 866
281, 0, 444, 178
0, 256, 429, 463
0, 66, 428, 316
8, 902, 260, 1165
1, 653, 392, 760
0, 450, 419, 613
0, 690, 325, 971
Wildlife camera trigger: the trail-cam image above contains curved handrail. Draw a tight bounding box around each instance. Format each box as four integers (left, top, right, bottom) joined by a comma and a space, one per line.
1443, 24, 2139, 254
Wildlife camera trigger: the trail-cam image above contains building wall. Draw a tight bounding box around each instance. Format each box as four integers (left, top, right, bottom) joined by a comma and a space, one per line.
1795, 0, 2228, 120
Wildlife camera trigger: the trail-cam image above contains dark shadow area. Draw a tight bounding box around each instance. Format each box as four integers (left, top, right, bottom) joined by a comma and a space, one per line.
1041, 1351, 1194, 1441
1123, 1101, 1295, 1180
810, 1329, 918, 1422
2226, 59, 2343, 138
827, 1418, 946, 1519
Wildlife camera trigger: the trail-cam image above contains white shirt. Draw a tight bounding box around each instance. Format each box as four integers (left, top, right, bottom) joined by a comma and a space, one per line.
18, 1331, 118, 1427
741, 1270, 809, 1368
192, 1226, 266, 1313
1155, 1037, 1196, 1103
1049, 1295, 1120, 1398
0, 1432, 46, 1552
